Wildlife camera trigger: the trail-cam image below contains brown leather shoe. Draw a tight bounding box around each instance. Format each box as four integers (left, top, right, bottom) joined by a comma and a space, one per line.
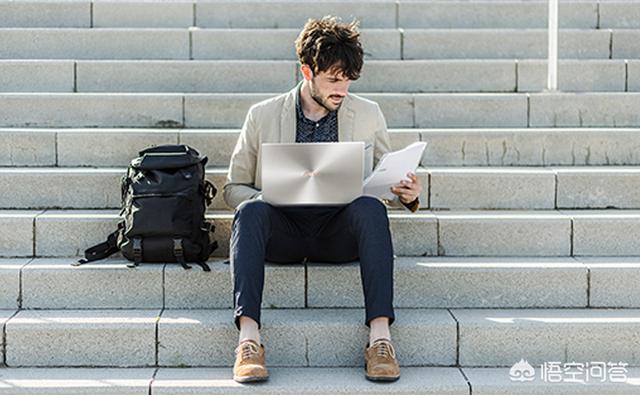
233, 339, 269, 383
364, 338, 401, 382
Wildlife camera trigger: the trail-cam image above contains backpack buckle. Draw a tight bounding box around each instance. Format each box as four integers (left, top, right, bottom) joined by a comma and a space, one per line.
173, 238, 183, 257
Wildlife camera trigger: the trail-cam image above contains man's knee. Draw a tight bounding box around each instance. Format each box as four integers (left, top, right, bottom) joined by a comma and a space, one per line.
349, 196, 387, 216
233, 199, 273, 232
235, 199, 272, 219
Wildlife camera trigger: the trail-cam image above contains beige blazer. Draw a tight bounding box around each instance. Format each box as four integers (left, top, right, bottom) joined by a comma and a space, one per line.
223, 81, 412, 211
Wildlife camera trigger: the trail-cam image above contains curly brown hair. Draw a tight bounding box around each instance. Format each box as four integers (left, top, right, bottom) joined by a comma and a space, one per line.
294, 15, 364, 80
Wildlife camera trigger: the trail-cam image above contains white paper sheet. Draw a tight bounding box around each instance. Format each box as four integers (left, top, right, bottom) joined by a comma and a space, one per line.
363, 142, 427, 200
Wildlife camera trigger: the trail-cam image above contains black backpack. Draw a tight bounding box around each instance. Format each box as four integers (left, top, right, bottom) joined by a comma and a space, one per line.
74, 144, 218, 271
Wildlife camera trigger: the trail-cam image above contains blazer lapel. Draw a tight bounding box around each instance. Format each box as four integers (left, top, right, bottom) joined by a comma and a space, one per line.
279, 81, 301, 143
338, 95, 355, 142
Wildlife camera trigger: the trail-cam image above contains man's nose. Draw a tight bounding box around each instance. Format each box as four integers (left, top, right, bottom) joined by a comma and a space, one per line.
335, 82, 350, 96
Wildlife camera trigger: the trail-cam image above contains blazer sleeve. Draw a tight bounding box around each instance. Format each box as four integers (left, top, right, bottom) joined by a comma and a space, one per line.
372, 103, 420, 213
223, 107, 262, 210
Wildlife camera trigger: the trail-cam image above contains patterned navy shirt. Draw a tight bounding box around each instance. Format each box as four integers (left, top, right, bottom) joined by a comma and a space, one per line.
295, 86, 338, 143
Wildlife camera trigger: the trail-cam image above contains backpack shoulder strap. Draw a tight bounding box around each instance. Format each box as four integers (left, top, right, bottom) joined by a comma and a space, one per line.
195, 262, 211, 272
72, 222, 123, 266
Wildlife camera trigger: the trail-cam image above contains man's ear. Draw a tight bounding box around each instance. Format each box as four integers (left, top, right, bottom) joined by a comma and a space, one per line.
300, 64, 313, 81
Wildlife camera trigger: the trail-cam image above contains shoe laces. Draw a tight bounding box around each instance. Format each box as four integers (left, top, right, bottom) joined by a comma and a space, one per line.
371, 339, 395, 359
236, 341, 260, 360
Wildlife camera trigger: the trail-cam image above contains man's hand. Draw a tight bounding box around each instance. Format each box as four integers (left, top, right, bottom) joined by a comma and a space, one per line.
390, 172, 421, 204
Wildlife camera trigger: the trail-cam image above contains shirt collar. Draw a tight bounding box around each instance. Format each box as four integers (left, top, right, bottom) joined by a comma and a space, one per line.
296, 83, 336, 124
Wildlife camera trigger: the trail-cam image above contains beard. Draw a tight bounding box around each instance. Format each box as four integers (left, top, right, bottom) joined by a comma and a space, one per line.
309, 81, 343, 112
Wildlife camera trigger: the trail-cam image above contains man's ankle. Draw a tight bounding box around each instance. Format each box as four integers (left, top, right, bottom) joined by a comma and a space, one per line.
238, 316, 261, 346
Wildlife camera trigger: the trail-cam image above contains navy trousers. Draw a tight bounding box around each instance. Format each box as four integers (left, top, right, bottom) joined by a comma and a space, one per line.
230, 195, 395, 330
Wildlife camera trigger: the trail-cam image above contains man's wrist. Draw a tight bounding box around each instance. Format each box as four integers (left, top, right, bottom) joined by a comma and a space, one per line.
401, 197, 420, 212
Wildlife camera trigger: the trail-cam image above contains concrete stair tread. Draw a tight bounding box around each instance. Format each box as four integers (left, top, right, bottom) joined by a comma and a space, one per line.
0, 27, 629, 32
5, 165, 640, 172
2, 255, 639, 309
7, 208, 640, 217
5, 92, 640, 96
4, 0, 638, 31
2, 92, 640, 129
0, 366, 639, 394
0, 27, 632, 61
0, 27, 625, 32
5, 126, 640, 132
3, 307, 640, 368
2, 208, 640, 258
7, 165, 640, 212
0, 366, 469, 394
1, 58, 631, 94
6, 126, 640, 169
1, 206, 637, 220
17, 255, 607, 267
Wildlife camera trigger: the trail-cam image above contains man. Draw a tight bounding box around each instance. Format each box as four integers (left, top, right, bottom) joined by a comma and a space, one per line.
223, 15, 422, 383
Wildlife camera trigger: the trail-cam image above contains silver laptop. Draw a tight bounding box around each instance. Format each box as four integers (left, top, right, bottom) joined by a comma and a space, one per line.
261, 142, 364, 206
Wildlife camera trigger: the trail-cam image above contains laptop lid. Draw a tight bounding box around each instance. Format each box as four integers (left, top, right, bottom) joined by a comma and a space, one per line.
261, 142, 364, 206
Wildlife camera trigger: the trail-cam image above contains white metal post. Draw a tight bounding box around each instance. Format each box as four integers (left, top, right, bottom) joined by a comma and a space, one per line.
547, 0, 559, 91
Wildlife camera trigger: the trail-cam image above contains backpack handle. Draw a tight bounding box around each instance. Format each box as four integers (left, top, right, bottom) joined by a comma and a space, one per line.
138, 144, 194, 156
133, 144, 208, 170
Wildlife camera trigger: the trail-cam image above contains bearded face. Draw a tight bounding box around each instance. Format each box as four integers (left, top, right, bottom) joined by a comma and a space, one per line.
305, 65, 351, 112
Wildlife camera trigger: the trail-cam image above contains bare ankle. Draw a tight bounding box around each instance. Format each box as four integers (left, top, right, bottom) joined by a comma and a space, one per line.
238, 316, 261, 345
369, 316, 391, 344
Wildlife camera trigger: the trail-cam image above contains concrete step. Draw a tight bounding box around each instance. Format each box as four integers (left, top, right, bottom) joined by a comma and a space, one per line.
456, 366, 640, 395
152, 366, 467, 394
0, 366, 469, 394
2, 307, 640, 368
6, 166, 640, 210
0, 128, 419, 167
0, 209, 437, 258
4, 127, 640, 168
2, 59, 634, 93
399, 0, 599, 29
0, 28, 398, 60
0, 366, 638, 394
601, 2, 640, 29
403, 29, 612, 60
1, 0, 618, 29
613, 29, 640, 59
517, 59, 628, 92
0, 60, 514, 93
191, 28, 399, 60
6, 209, 640, 258
1, 308, 455, 367
1, 257, 607, 310
2, 92, 640, 129
157, 0, 400, 29
433, 166, 640, 210
0, 0, 91, 28
454, 308, 640, 367
420, 127, 640, 166
1, 28, 634, 60
0, 166, 430, 210
0, 367, 159, 394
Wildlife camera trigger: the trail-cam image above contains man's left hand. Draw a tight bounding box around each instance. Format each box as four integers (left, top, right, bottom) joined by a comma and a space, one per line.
390, 172, 421, 204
